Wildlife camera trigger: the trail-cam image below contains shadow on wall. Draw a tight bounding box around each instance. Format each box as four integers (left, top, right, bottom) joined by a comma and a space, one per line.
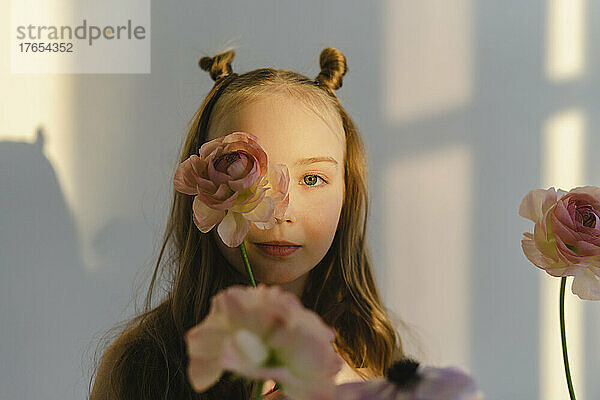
0, 127, 146, 400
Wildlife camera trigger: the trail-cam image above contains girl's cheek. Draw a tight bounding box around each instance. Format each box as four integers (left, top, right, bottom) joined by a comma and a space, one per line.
301, 191, 343, 237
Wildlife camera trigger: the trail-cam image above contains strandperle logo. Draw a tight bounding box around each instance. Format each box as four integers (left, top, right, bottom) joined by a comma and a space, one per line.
15, 19, 147, 46
11, 0, 150, 73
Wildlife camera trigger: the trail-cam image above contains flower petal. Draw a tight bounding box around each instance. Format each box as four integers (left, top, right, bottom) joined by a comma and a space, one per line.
544, 187, 566, 214
217, 211, 250, 247
229, 159, 262, 192
192, 197, 226, 233
519, 189, 551, 223
575, 240, 600, 257
522, 233, 552, 270
196, 184, 239, 210
254, 163, 290, 226
590, 263, 600, 277
522, 232, 572, 277
253, 218, 277, 230
231, 185, 268, 212
273, 194, 289, 221
227, 153, 251, 179
174, 155, 205, 195
266, 163, 290, 203
267, 308, 341, 381
550, 212, 579, 244
571, 269, 600, 300
222, 132, 268, 174
533, 220, 560, 261
194, 175, 217, 193
335, 379, 392, 400
416, 365, 483, 400
218, 284, 302, 338
570, 185, 600, 203
187, 356, 224, 392
207, 156, 233, 187
244, 197, 275, 223
553, 199, 577, 231
198, 137, 224, 158
222, 131, 263, 147
185, 323, 227, 359
221, 329, 269, 372
554, 237, 591, 266
185, 284, 342, 400
184, 317, 228, 391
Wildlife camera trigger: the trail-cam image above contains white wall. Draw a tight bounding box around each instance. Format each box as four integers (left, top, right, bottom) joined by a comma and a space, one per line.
2, 1, 599, 399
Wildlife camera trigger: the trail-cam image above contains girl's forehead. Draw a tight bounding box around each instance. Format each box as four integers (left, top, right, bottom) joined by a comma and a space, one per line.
207, 96, 345, 163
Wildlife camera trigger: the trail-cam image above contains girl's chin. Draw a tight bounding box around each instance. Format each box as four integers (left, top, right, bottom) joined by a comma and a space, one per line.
253, 273, 301, 285
257, 271, 310, 294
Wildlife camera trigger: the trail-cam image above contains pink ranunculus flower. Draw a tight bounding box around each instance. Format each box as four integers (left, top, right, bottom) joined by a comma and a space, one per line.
185, 284, 344, 400
334, 359, 482, 400
519, 186, 600, 300
174, 131, 290, 247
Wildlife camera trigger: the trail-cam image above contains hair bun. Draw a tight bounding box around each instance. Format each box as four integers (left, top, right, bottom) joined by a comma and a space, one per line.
199, 50, 236, 82
315, 47, 347, 91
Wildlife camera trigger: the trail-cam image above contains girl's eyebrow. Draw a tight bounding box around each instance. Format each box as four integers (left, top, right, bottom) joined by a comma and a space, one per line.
294, 156, 339, 167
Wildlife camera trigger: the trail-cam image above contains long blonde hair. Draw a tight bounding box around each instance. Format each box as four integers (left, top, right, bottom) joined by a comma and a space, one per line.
89, 47, 404, 400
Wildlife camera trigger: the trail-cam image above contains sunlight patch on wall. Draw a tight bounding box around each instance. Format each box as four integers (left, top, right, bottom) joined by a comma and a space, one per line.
540, 108, 585, 400
382, 145, 472, 370
1, 0, 77, 217
545, 0, 586, 81
383, 0, 473, 123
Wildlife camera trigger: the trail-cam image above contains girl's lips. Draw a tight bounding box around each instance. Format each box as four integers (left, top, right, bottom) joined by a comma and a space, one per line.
257, 240, 299, 246
253, 243, 300, 257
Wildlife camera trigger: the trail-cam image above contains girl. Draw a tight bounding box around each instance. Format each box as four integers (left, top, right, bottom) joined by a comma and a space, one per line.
89, 47, 404, 400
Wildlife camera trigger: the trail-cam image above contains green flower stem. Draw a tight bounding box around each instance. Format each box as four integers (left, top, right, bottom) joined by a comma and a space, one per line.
559, 277, 576, 400
239, 242, 256, 288
239, 242, 263, 397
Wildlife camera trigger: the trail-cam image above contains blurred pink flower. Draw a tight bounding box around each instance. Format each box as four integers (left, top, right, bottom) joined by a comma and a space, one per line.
335, 359, 482, 400
174, 131, 289, 247
185, 284, 343, 400
519, 186, 600, 300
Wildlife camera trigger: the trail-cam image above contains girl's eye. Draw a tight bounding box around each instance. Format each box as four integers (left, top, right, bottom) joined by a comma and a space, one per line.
302, 174, 326, 187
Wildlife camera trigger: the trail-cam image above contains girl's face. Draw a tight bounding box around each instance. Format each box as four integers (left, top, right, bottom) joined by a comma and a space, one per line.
207, 95, 345, 296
